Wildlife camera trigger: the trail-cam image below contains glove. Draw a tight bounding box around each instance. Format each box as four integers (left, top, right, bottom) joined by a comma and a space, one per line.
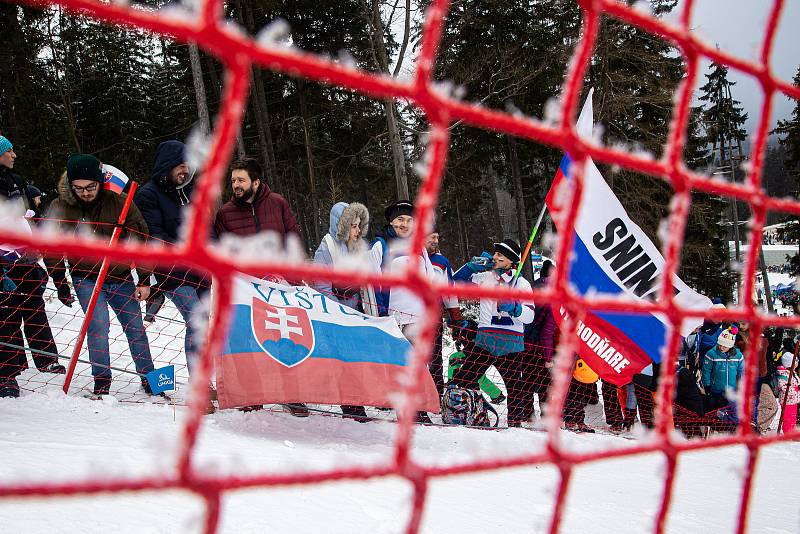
467, 251, 494, 273
56, 281, 74, 307
498, 302, 522, 317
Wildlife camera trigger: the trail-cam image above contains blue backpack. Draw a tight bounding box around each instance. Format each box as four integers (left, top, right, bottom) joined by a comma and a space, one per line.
441, 384, 498, 427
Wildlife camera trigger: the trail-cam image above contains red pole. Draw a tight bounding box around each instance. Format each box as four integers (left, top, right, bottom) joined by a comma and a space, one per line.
62, 182, 139, 394
776, 339, 800, 434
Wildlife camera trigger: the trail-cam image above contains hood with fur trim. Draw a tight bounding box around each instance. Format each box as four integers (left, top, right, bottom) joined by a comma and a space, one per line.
335, 202, 369, 244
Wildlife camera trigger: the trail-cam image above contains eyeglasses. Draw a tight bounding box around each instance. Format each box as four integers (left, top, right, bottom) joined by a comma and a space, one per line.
72, 183, 99, 194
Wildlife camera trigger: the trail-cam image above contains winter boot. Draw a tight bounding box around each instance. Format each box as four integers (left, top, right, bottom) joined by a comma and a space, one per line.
141, 377, 169, 398
40, 362, 66, 374
341, 405, 369, 422
285, 403, 310, 417
415, 411, 432, 424
143, 290, 166, 323
490, 392, 506, 405
238, 405, 263, 412
0, 377, 20, 398
93, 377, 111, 396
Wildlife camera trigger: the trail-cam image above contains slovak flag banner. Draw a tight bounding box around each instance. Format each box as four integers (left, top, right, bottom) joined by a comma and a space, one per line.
100, 164, 130, 194
216, 273, 440, 412
545, 89, 711, 386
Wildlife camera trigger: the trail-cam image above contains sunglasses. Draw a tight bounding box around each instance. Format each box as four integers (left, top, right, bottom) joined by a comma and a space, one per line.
72, 182, 99, 194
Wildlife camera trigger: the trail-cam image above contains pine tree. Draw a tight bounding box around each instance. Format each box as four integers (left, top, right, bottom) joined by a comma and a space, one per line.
773, 65, 800, 185
698, 61, 748, 167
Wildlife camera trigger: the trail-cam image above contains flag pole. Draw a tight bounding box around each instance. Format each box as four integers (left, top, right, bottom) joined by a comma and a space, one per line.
513, 203, 548, 283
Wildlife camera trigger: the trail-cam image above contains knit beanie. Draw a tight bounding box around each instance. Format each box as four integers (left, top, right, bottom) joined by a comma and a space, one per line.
66, 154, 103, 183
0, 136, 12, 155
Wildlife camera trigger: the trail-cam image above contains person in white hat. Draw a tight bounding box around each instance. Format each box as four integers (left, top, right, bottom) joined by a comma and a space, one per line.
701, 326, 744, 421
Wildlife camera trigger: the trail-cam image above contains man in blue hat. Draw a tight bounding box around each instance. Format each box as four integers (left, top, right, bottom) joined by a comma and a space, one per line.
0, 135, 65, 398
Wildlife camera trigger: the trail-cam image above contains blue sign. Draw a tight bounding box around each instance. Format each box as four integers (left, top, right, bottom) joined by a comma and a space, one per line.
145, 365, 175, 394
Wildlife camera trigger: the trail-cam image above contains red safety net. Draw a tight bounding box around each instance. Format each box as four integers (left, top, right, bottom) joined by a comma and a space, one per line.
2, 0, 800, 533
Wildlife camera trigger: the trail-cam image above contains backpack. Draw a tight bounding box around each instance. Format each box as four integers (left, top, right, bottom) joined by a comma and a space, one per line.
440, 383, 498, 428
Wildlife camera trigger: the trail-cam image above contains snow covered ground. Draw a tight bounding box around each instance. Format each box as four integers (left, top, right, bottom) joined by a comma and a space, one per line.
1, 286, 799, 533
1, 392, 800, 533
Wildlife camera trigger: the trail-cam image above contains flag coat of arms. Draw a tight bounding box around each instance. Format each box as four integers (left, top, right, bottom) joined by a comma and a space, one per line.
545, 90, 711, 386
100, 164, 130, 194
216, 274, 440, 411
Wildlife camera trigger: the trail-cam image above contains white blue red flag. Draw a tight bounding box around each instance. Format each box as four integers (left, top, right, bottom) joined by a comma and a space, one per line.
216, 273, 440, 411
100, 164, 130, 194
545, 90, 711, 385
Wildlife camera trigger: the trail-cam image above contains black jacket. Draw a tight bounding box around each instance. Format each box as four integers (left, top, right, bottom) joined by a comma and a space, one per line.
135, 141, 207, 291
0, 166, 32, 209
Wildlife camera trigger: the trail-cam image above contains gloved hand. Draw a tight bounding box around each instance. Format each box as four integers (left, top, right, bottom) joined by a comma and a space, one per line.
498, 301, 522, 317
56, 281, 74, 307
467, 251, 494, 273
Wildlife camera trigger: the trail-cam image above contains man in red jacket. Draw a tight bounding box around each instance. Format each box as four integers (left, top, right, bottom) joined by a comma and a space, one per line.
214, 157, 308, 417
214, 158, 301, 239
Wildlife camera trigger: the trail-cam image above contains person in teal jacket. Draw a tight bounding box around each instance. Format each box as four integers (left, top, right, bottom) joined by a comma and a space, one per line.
702, 327, 744, 397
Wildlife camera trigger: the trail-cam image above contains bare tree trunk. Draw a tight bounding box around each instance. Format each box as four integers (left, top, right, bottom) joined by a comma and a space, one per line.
508, 135, 531, 278
253, 70, 279, 187
364, 0, 408, 199
188, 43, 211, 136
298, 81, 321, 246
205, 54, 245, 158
455, 193, 467, 263
487, 170, 504, 242
48, 9, 81, 151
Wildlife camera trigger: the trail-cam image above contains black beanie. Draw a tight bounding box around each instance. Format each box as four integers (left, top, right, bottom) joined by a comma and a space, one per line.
66, 154, 103, 183
384, 200, 414, 222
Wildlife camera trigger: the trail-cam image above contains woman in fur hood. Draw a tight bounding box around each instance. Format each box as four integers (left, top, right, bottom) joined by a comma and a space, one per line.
312, 201, 372, 311
312, 201, 374, 422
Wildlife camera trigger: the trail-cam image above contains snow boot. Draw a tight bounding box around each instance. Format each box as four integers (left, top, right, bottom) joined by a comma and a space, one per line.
141, 377, 169, 399
238, 405, 263, 412
285, 403, 310, 417
0, 377, 20, 398
565, 422, 595, 433
40, 362, 66, 374
415, 411, 432, 424
490, 392, 506, 405
143, 291, 166, 323
93, 377, 111, 396
341, 405, 369, 422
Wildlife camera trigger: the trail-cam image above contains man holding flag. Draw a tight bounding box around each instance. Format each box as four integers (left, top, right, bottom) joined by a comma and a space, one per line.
45, 154, 157, 397
451, 239, 535, 427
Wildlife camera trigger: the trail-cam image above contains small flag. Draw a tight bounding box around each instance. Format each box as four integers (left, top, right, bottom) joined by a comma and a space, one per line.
101, 164, 130, 194
145, 365, 175, 395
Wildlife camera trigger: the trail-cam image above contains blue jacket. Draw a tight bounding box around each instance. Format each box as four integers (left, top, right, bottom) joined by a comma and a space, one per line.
135, 141, 206, 291
702, 346, 744, 395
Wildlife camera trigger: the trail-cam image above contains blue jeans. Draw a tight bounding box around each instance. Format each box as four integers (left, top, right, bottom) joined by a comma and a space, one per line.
74, 277, 154, 381
166, 285, 201, 373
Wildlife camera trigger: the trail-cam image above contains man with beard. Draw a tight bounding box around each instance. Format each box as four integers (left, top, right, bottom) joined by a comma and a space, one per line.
45, 154, 157, 397
135, 140, 209, 376
213, 157, 308, 416
0, 136, 65, 398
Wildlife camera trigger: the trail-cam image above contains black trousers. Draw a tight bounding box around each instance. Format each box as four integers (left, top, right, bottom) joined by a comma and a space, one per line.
429, 323, 445, 397
601, 380, 625, 427
0, 264, 59, 379
563, 378, 594, 424
451, 344, 531, 423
